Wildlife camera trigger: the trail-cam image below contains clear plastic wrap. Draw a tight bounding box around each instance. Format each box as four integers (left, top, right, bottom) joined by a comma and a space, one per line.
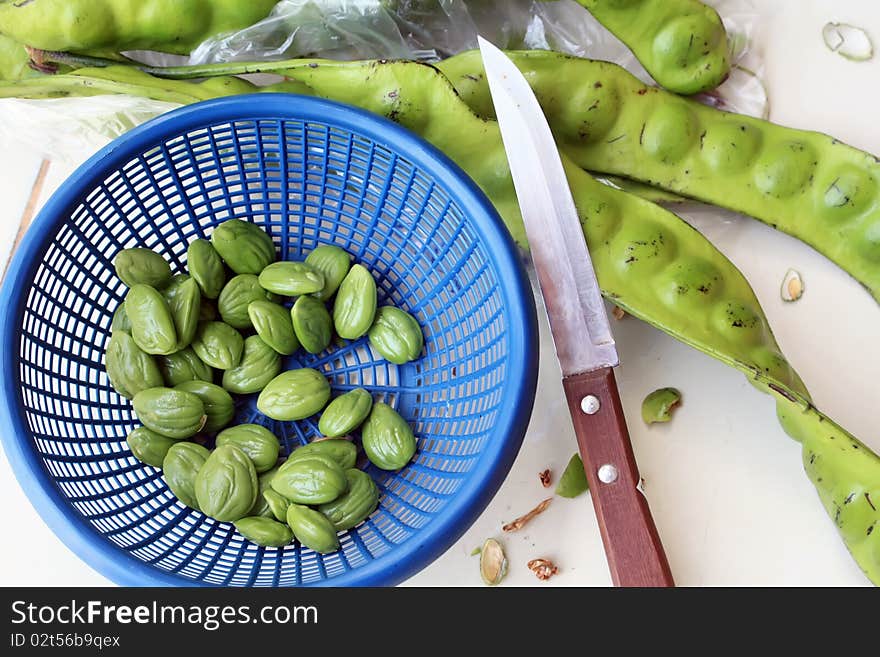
0, 0, 763, 161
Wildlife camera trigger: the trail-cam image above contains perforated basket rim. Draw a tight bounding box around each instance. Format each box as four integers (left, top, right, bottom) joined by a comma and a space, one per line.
0, 94, 538, 587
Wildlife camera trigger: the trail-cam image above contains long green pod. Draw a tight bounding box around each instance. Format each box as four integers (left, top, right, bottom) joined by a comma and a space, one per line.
0, 0, 278, 54
0, 65, 308, 101
775, 394, 880, 584
4, 60, 878, 581
573, 0, 731, 95
439, 50, 880, 303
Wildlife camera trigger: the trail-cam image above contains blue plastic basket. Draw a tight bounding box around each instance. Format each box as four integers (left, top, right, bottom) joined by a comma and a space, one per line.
0, 95, 537, 587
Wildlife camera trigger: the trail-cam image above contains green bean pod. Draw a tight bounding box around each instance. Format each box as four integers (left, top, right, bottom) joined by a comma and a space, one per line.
0, 65, 310, 103
0, 0, 279, 55
575, 0, 731, 95
439, 49, 880, 303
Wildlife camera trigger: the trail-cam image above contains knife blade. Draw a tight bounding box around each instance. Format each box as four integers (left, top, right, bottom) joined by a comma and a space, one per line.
479, 37, 674, 587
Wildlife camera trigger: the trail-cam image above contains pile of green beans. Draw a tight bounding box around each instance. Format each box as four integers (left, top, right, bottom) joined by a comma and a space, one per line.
111, 220, 424, 552
439, 49, 880, 303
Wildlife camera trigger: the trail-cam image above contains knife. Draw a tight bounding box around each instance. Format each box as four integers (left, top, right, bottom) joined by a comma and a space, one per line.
478, 37, 675, 588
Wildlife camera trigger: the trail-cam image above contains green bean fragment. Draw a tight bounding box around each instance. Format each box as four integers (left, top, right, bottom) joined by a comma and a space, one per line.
641, 388, 682, 424
556, 454, 589, 499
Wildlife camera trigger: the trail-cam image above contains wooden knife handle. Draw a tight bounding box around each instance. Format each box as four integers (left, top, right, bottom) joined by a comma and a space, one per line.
562, 367, 675, 587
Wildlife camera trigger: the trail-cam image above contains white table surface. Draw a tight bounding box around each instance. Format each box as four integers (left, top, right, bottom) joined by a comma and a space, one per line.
1, 0, 878, 587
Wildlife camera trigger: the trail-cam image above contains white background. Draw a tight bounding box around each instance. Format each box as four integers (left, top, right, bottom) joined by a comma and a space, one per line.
0, 0, 878, 586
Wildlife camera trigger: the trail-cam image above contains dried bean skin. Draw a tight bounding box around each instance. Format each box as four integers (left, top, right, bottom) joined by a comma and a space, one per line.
576, 0, 730, 95
440, 49, 880, 303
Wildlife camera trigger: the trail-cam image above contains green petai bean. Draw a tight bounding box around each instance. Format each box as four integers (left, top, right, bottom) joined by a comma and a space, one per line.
221, 335, 281, 395
305, 245, 351, 301
195, 444, 258, 522
126, 426, 176, 468
132, 387, 207, 440
291, 295, 333, 354
368, 306, 424, 365
288, 439, 358, 470
573, 0, 731, 95
332, 264, 377, 340
211, 219, 276, 276
216, 424, 280, 474
157, 347, 213, 387
286, 504, 340, 554
174, 380, 234, 434
113, 248, 171, 289
257, 368, 331, 422
234, 517, 293, 548
162, 442, 210, 510
263, 489, 290, 523
641, 387, 682, 424
556, 453, 589, 499
258, 261, 325, 296
271, 453, 348, 505
318, 468, 379, 531
248, 300, 300, 356
218, 274, 278, 330
187, 239, 226, 299
191, 321, 244, 370
104, 330, 163, 399
111, 303, 131, 333
124, 284, 178, 356
162, 275, 201, 350
318, 389, 373, 438
361, 402, 417, 471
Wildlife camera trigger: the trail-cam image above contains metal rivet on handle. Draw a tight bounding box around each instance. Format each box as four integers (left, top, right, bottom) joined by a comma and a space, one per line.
581, 395, 600, 415
598, 464, 618, 484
